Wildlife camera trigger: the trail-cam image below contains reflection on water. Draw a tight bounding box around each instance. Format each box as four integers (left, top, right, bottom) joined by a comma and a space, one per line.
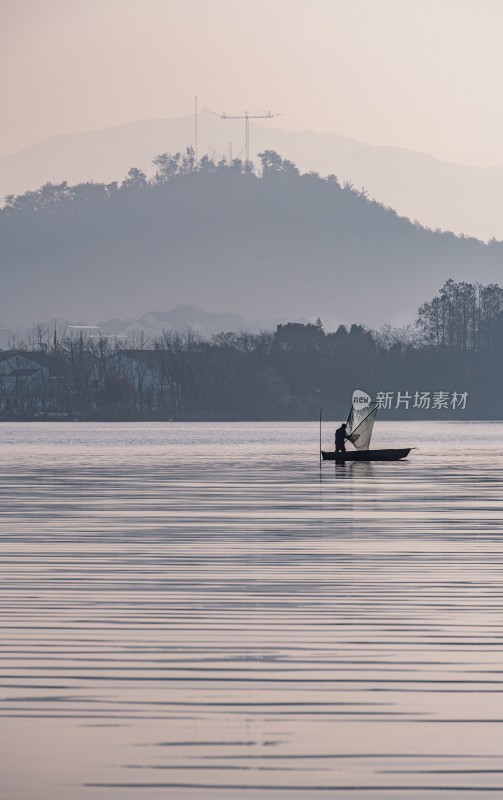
1, 421, 503, 799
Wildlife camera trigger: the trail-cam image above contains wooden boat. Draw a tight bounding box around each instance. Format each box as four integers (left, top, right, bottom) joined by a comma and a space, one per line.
322, 447, 411, 462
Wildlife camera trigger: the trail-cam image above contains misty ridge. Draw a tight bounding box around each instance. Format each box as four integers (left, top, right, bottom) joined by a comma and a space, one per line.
2, 279, 503, 421
1, 147, 503, 329
3, 112, 503, 241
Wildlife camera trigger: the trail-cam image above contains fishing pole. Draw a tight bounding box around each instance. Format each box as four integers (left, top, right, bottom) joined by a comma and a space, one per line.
319, 407, 322, 466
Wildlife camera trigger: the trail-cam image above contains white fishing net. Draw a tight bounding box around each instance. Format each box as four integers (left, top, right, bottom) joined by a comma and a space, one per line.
346, 402, 378, 450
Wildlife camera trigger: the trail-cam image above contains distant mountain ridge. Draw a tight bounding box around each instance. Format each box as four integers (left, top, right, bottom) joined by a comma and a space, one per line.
98, 305, 280, 338
1, 159, 502, 328
1, 111, 503, 240
0, 306, 337, 348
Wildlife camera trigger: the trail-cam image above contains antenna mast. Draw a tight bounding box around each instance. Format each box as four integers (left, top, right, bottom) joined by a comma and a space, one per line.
194, 96, 198, 164
213, 110, 279, 164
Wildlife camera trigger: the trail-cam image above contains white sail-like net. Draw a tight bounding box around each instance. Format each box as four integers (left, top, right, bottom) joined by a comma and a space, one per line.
346, 402, 378, 451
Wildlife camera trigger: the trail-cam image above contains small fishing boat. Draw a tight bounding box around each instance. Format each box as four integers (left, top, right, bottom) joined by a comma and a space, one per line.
321, 390, 412, 462
322, 448, 411, 461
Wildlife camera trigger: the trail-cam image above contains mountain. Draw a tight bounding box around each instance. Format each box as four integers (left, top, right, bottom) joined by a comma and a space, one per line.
98, 306, 280, 338
1, 111, 503, 240
1, 161, 502, 328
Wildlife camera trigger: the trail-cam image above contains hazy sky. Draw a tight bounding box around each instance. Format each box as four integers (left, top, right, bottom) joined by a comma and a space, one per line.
2, 0, 503, 167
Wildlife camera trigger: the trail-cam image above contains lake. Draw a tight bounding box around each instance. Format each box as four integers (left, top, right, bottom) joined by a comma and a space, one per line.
1, 421, 503, 799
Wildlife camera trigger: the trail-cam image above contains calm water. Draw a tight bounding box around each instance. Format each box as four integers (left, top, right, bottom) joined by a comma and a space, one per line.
1, 421, 503, 800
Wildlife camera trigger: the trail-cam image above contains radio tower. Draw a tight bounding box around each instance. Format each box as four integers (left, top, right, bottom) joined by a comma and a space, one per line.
194, 96, 198, 163
213, 110, 279, 164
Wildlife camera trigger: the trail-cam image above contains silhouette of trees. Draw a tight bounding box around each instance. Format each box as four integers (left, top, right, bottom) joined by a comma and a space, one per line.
258, 150, 299, 178
121, 168, 148, 190
418, 279, 503, 353
2, 278, 503, 420
152, 147, 198, 183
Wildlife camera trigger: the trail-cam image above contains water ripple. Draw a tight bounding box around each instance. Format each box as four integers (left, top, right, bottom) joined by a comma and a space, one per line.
1, 421, 503, 799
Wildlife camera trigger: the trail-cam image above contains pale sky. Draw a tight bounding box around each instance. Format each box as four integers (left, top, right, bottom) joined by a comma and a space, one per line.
1, 0, 503, 167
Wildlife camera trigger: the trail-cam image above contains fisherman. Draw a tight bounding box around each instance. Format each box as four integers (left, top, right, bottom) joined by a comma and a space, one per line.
335, 422, 349, 453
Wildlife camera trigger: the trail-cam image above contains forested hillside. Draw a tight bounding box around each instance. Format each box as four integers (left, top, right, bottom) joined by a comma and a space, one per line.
3, 113, 503, 239
1, 149, 502, 327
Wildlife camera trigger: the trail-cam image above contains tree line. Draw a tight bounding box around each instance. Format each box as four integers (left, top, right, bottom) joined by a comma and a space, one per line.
1, 279, 503, 420
0, 148, 305, 216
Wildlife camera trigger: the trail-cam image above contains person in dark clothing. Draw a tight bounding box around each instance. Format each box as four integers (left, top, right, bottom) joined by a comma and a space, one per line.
335, 422, 348, 453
